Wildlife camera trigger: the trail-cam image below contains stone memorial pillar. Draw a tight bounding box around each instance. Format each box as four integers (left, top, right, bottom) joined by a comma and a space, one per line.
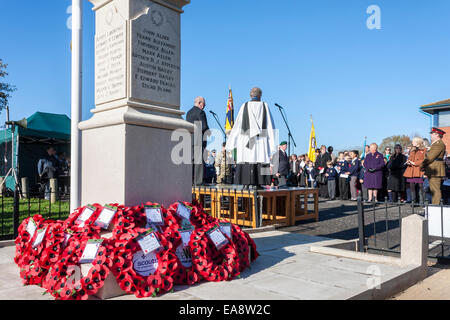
80, 0, 193, 207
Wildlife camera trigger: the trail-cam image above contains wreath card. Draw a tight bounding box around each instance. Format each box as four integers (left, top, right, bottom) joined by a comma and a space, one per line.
94, 205, 118, 229
79, 239, 104, 264
176, 202, 192, 221
76, 205, 96, 227
26, 218, 37, 240
219, 222, 232, 240
137, 229, 161, 255
145, 205, 164, 226
206, 226, 228, 250
32, 227, 47, 248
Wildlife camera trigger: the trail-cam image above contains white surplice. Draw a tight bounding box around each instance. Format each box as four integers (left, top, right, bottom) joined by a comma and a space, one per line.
226, 101, 277, 164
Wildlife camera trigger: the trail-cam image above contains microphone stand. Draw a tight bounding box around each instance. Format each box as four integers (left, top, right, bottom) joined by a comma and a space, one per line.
275, 104, 297, 156
209, 112, 229, 185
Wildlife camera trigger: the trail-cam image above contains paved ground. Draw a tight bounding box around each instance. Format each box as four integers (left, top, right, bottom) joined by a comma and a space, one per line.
283, 199, 429, 255
0, 230, 418, 300
391, 266, 450, 300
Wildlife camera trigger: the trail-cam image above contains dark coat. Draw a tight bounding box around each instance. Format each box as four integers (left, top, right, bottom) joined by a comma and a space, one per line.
348, 158, 361, 177
315, 153, 332, 169
290, 160, 301, 175
186, 106, 209, 150
278, 150, 290, 176
363, 151, 385, 189
386, 153, 406, 192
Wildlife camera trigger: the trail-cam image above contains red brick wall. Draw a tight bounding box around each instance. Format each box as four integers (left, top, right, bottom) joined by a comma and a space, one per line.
439, 126, 450, 154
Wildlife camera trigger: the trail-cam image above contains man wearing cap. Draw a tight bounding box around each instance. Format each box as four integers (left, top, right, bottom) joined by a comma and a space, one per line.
421, 127, 447, 204
273, 141, 290, 187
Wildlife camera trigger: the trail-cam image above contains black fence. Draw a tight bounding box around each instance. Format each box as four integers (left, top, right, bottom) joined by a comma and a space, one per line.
0, 189, 70, 241
357, 196, 450, 262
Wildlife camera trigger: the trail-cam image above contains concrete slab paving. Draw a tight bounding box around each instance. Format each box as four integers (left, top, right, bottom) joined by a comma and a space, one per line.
392, 268, 450, 300
0, 230, 422, 300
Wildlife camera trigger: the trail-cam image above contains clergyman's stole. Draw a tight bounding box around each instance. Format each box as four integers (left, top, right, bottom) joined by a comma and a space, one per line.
240, 102, 268, 149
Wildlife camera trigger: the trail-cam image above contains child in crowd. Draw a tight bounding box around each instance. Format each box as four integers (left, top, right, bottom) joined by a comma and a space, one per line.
325, 160, 338, 200
304, 160, 317, 188
348, 150, 361, 201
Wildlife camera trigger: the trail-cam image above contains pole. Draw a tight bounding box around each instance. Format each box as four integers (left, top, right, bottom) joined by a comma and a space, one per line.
357, 194, 366, 252
275, 104, 297, 157
70, 0, 82, 213
209, 112, 228, 184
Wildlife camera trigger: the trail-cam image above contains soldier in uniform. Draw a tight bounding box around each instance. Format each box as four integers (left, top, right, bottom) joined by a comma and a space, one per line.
215, 143, 233, 184
421, 127, 447, 204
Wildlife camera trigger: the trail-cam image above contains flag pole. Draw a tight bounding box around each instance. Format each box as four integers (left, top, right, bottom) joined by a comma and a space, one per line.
70, 0, 83, 213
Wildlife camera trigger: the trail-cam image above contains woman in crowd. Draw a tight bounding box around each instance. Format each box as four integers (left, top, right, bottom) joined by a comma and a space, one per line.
383, 147, 392, 163
363, 143, 385, 202
404, 137, 426, 204
315, 145, 332, 198
386, 144, 407, 202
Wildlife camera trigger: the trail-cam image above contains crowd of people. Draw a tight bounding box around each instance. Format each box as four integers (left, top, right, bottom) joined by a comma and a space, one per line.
185, 88, 448, 206
201, 132, 450, 205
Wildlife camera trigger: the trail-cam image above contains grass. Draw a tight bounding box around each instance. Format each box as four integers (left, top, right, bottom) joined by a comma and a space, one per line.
0, 196, 70, 239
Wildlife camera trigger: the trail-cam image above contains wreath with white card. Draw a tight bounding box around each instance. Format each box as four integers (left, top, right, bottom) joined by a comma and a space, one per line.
111, 228, 174, 298
190, 223, 239, 282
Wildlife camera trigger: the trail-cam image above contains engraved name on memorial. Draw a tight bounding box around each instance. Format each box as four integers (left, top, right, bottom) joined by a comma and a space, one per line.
131, 3, 181, 108
95, 19, 127, 105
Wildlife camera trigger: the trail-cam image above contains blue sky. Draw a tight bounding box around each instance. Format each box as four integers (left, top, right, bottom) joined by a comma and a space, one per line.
1, 0, 449, 153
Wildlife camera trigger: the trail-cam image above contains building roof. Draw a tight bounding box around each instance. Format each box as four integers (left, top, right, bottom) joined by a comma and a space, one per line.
420, 99, 450, 114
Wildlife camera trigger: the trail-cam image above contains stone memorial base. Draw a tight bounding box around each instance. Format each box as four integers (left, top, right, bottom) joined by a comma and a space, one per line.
79, 105, 193, 207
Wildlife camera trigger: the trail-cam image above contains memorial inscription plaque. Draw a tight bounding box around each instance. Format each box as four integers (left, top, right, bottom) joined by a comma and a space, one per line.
131, 3, 181, 108
95, 21, 127, 105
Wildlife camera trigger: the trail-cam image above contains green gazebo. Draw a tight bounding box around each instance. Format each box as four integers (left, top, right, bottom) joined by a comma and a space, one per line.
0, 112, 71, 191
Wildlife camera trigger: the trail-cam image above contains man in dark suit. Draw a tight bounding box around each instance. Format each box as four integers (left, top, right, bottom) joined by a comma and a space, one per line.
186, 96, 209, 186
289, 154, 301, 186
275, 141, 290, 187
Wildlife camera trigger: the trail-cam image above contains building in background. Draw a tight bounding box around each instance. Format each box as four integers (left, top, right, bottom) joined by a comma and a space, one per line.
420, 99, 450, 153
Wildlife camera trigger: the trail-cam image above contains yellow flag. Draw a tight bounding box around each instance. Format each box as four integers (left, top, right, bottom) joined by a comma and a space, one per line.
307, 117, 317, 163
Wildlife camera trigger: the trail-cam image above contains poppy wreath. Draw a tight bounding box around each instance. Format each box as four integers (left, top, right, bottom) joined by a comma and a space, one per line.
43, 234, 114, 300
16, 219, 66, 286
168, 201, 215, 229
63, 204, 104, 235
229, 223, 258, 272
244, 231, 259, 263
14, 215, 45, 268
130, 202, 178, 234
111, 228, 174, 298
163, 227, 200, 286
64, 204, 133, 241
190, 223, 239, 282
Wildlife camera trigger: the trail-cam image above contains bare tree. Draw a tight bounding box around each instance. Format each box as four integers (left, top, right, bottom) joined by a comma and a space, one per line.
0, 59, 16, 113
379, 135, 412, 152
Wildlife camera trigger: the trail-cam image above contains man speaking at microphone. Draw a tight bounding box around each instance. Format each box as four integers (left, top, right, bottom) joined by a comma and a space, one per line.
226, 87, 277, 189
186, 96, 210, 186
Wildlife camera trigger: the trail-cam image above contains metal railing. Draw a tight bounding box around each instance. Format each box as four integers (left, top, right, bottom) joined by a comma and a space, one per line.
357, 195, 450, 262
0, 189, 70, 240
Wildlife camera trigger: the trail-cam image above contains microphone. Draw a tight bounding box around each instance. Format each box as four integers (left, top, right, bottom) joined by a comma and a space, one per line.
275, 103, 283, 109
209, 110, 218, 116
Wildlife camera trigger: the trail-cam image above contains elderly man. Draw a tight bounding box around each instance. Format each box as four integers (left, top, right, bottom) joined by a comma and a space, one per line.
421, 127, 447, 204
186, 96, 210, 186
273, 141, 290, 187
226, 87, 277, 189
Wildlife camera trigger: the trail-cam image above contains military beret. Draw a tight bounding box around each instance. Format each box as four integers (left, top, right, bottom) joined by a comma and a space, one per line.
280, 141, 288, 146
